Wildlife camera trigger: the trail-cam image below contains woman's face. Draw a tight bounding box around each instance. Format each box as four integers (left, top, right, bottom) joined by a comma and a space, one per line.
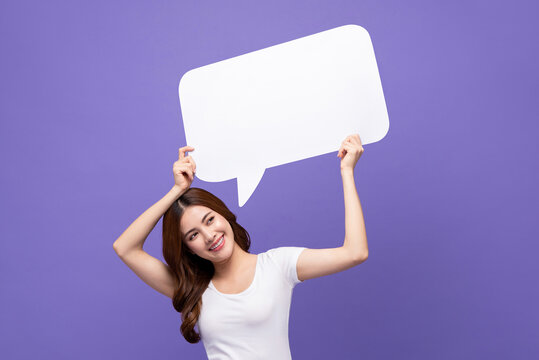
180, 205, 234, 262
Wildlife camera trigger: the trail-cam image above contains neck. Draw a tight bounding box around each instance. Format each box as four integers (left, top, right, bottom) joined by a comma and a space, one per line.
212, 242, 252, 280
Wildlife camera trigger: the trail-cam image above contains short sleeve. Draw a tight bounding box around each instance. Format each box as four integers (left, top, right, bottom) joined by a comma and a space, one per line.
266, 246, 307, 287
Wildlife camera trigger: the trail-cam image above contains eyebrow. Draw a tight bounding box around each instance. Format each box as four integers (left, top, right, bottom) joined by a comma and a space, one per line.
185, 211, 213, 239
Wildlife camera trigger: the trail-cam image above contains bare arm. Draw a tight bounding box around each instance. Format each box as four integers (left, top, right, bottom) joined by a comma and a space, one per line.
295, 168, 369, 281
296, 134, 368, 282
113, 185, 184, 257
112, 146, 196, 298
341, 167, 368, 260
340, 134, 368, 260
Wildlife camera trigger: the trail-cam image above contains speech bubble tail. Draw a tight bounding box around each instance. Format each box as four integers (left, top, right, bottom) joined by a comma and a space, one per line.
236, 169, 266, 207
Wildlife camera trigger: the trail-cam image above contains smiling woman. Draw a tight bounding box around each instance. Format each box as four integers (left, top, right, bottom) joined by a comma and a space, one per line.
161, 187, 254, 342
113, 136, 369, 359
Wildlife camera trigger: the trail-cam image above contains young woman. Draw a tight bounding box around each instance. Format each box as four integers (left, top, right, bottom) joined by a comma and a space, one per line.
113, 134, 368, 359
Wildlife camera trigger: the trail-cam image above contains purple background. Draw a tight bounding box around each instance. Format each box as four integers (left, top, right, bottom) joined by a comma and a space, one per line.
1, 1, 538, 359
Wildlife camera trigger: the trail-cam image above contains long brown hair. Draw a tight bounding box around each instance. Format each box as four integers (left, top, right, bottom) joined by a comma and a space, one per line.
162, 187, 251, 343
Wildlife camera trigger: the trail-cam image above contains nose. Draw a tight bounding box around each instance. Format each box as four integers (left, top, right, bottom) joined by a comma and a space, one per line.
202, 229, 219, 245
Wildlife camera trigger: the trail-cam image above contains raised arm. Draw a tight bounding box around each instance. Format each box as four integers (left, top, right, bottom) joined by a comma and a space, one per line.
113, 146, 196, 298
340, 168, 369, 259
113, 185, 184, 257
296, 134, 368, 282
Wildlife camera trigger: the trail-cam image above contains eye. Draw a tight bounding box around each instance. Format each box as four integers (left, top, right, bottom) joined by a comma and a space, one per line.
188, 217, 215, 241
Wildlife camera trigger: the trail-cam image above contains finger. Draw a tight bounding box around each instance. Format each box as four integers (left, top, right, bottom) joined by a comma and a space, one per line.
349, 138, 364, 152
174, 164, 188, 175
179, 146, 195, 160
339, 136, 353, 156
176, 163, 193, 173
343, 142, 363, 153
339, 139, 349, 155
182, 167, 193, 179
186, 155, 197, 173
179, 147, 192, 160
185, 164, 195, 180
180, 157, 196, 176
349, 134, 361, 147
342, 142, 354, 152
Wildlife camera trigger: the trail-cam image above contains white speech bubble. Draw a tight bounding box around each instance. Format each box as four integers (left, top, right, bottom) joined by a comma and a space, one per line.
178, 24, 389, 207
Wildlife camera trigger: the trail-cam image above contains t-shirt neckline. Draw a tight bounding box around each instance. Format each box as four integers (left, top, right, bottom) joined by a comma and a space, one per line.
209, 254, 260, 297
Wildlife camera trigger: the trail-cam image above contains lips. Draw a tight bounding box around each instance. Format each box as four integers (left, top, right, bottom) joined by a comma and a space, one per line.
209, 235, 224, 250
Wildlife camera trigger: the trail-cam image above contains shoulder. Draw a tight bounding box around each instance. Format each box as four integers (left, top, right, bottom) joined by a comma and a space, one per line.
263, 246, 308, 286
264, 246, 307, 260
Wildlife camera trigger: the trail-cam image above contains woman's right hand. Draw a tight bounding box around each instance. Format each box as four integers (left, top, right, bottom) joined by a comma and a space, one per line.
173, 146, 197, 193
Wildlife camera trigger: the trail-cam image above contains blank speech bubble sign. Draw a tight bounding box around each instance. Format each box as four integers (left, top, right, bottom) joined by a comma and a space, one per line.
178, 24, 389, 207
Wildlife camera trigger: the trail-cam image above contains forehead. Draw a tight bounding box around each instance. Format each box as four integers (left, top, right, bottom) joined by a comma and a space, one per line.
180, 205, 213, 227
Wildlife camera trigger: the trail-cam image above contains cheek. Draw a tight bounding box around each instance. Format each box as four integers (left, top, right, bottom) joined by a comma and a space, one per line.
218, 218, 230, 229
192, 240, 207, 251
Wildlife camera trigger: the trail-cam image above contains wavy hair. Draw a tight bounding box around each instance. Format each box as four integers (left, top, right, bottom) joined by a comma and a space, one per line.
162, 187, 251, 343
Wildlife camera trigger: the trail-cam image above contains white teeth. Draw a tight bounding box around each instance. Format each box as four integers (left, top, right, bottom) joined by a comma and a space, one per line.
210, 236, 223, 250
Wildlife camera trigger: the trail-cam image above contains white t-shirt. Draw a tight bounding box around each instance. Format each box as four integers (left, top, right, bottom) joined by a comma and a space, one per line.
197, 246, 307, 360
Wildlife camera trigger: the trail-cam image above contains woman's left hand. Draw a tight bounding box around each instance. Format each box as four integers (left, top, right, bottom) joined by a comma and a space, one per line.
337, 134, 364, 171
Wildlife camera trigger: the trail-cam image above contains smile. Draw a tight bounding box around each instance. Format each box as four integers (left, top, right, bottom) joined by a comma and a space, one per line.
209, 235, 225, 251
